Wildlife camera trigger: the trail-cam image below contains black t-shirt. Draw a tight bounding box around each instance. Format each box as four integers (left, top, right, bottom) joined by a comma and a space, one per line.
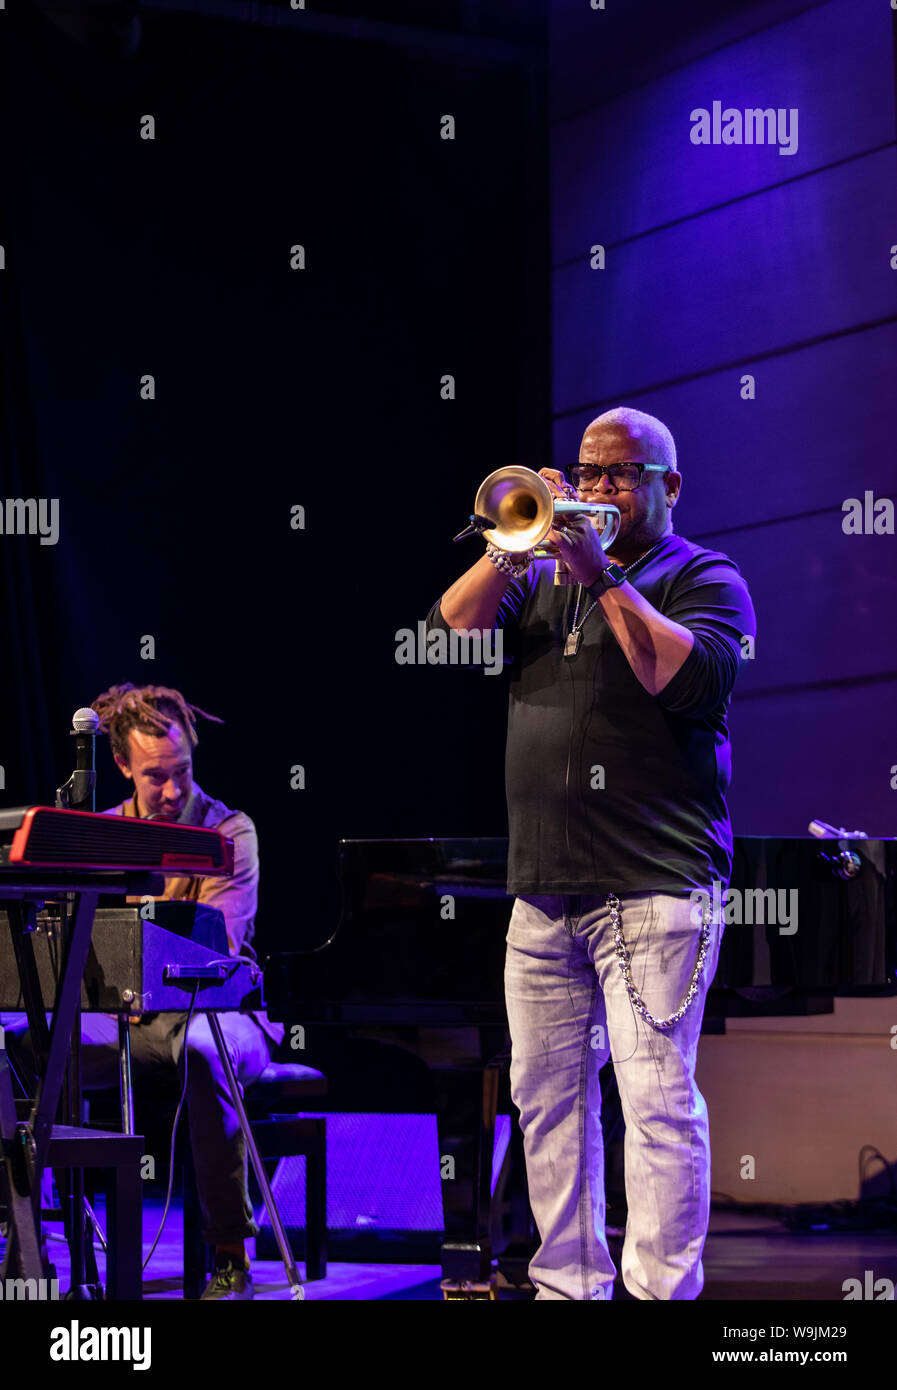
428, 532, 756, 896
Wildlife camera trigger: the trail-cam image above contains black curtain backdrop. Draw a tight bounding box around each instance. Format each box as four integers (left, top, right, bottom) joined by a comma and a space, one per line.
1, 0, 549, 948
7, 0, 893, 961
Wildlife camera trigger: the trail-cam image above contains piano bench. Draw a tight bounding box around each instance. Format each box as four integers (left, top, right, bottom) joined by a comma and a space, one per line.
246, 1060, 329, 1113
45, 1123, 145, 1300
182, 1061, 328, 1298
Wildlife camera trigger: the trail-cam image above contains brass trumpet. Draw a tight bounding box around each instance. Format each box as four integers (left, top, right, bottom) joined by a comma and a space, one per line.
454, 466, 621, 586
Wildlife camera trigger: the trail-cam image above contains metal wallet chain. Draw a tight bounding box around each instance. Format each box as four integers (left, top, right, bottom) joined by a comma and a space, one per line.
606, 891, 712, 1032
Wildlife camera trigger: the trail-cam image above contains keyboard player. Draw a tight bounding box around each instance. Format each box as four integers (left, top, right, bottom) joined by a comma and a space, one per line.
2, 681, 283, 1300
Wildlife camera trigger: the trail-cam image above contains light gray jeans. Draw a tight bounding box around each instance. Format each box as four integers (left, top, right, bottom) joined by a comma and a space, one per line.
504, 889, 723, 1301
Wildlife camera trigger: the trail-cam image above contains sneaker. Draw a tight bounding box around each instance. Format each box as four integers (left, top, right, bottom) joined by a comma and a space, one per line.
200, 1258, 254, 1301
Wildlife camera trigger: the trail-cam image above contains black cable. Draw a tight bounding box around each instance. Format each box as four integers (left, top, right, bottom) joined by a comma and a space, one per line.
48, 912, 60, 988
3, 1048, 30, 1098
141, 983, 200, 1272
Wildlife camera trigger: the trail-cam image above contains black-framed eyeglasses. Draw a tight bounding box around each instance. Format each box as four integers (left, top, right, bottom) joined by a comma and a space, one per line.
569, 462, 670, 492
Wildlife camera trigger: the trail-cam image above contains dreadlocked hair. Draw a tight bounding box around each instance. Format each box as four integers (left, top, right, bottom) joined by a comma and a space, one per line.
91, 683, 224, 765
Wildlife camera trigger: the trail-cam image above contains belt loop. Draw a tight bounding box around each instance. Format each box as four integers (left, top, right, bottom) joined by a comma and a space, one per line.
562, 893, 582, 936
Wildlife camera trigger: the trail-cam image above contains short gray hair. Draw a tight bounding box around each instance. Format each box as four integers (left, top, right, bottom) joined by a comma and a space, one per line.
588, 407, 678, 472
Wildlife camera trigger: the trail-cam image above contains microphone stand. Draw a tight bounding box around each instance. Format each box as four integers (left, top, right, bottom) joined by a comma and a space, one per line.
55, 709, 102, 1299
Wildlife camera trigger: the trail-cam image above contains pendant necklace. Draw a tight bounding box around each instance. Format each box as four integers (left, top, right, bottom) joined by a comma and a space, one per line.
563, 538, 666, 659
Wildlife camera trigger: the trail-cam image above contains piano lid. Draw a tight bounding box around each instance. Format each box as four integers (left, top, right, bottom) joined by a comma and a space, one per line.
263, 835, 897, 1025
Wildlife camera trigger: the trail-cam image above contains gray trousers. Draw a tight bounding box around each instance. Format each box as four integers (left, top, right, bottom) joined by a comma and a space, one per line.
504, 890, 723, 1301
2, 1010, 272, 1245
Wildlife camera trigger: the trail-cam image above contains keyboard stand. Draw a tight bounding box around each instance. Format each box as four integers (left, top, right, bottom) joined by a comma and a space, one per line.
0, 868, 163, 1290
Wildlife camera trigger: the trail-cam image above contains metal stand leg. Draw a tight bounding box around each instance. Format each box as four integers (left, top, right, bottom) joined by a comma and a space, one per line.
205, 1014, 304, 1301
2, 890, 100, 1292
29, 892, 98, 1198
0, 1044, 44, 1281
59, 897, 99, 1299
118, 1016, 135, 1136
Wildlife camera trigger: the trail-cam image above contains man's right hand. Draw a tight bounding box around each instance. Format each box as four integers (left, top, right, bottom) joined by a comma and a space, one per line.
538, 467, 576, 500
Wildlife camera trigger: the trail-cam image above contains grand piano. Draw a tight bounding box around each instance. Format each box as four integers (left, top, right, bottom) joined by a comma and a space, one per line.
264, 833, 897, 1292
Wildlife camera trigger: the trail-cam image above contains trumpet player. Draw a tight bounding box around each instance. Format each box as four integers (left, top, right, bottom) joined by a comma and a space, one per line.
427, 406, 756, 1301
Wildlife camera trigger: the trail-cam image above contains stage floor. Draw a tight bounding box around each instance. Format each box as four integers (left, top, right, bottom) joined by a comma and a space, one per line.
20, 1200, 897, 1301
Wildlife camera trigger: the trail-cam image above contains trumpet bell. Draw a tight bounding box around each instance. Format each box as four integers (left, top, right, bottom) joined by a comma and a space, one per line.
473, 466, 621, 558
474, 467, 555, 553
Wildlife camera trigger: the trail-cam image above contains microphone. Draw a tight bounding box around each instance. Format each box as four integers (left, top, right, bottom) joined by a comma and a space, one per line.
453, 514, 494, 543
56, 707, 101, 812
808, 819, 867, 839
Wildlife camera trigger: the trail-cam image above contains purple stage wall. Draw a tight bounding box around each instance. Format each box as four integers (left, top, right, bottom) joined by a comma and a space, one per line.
549, 0, 897, 837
